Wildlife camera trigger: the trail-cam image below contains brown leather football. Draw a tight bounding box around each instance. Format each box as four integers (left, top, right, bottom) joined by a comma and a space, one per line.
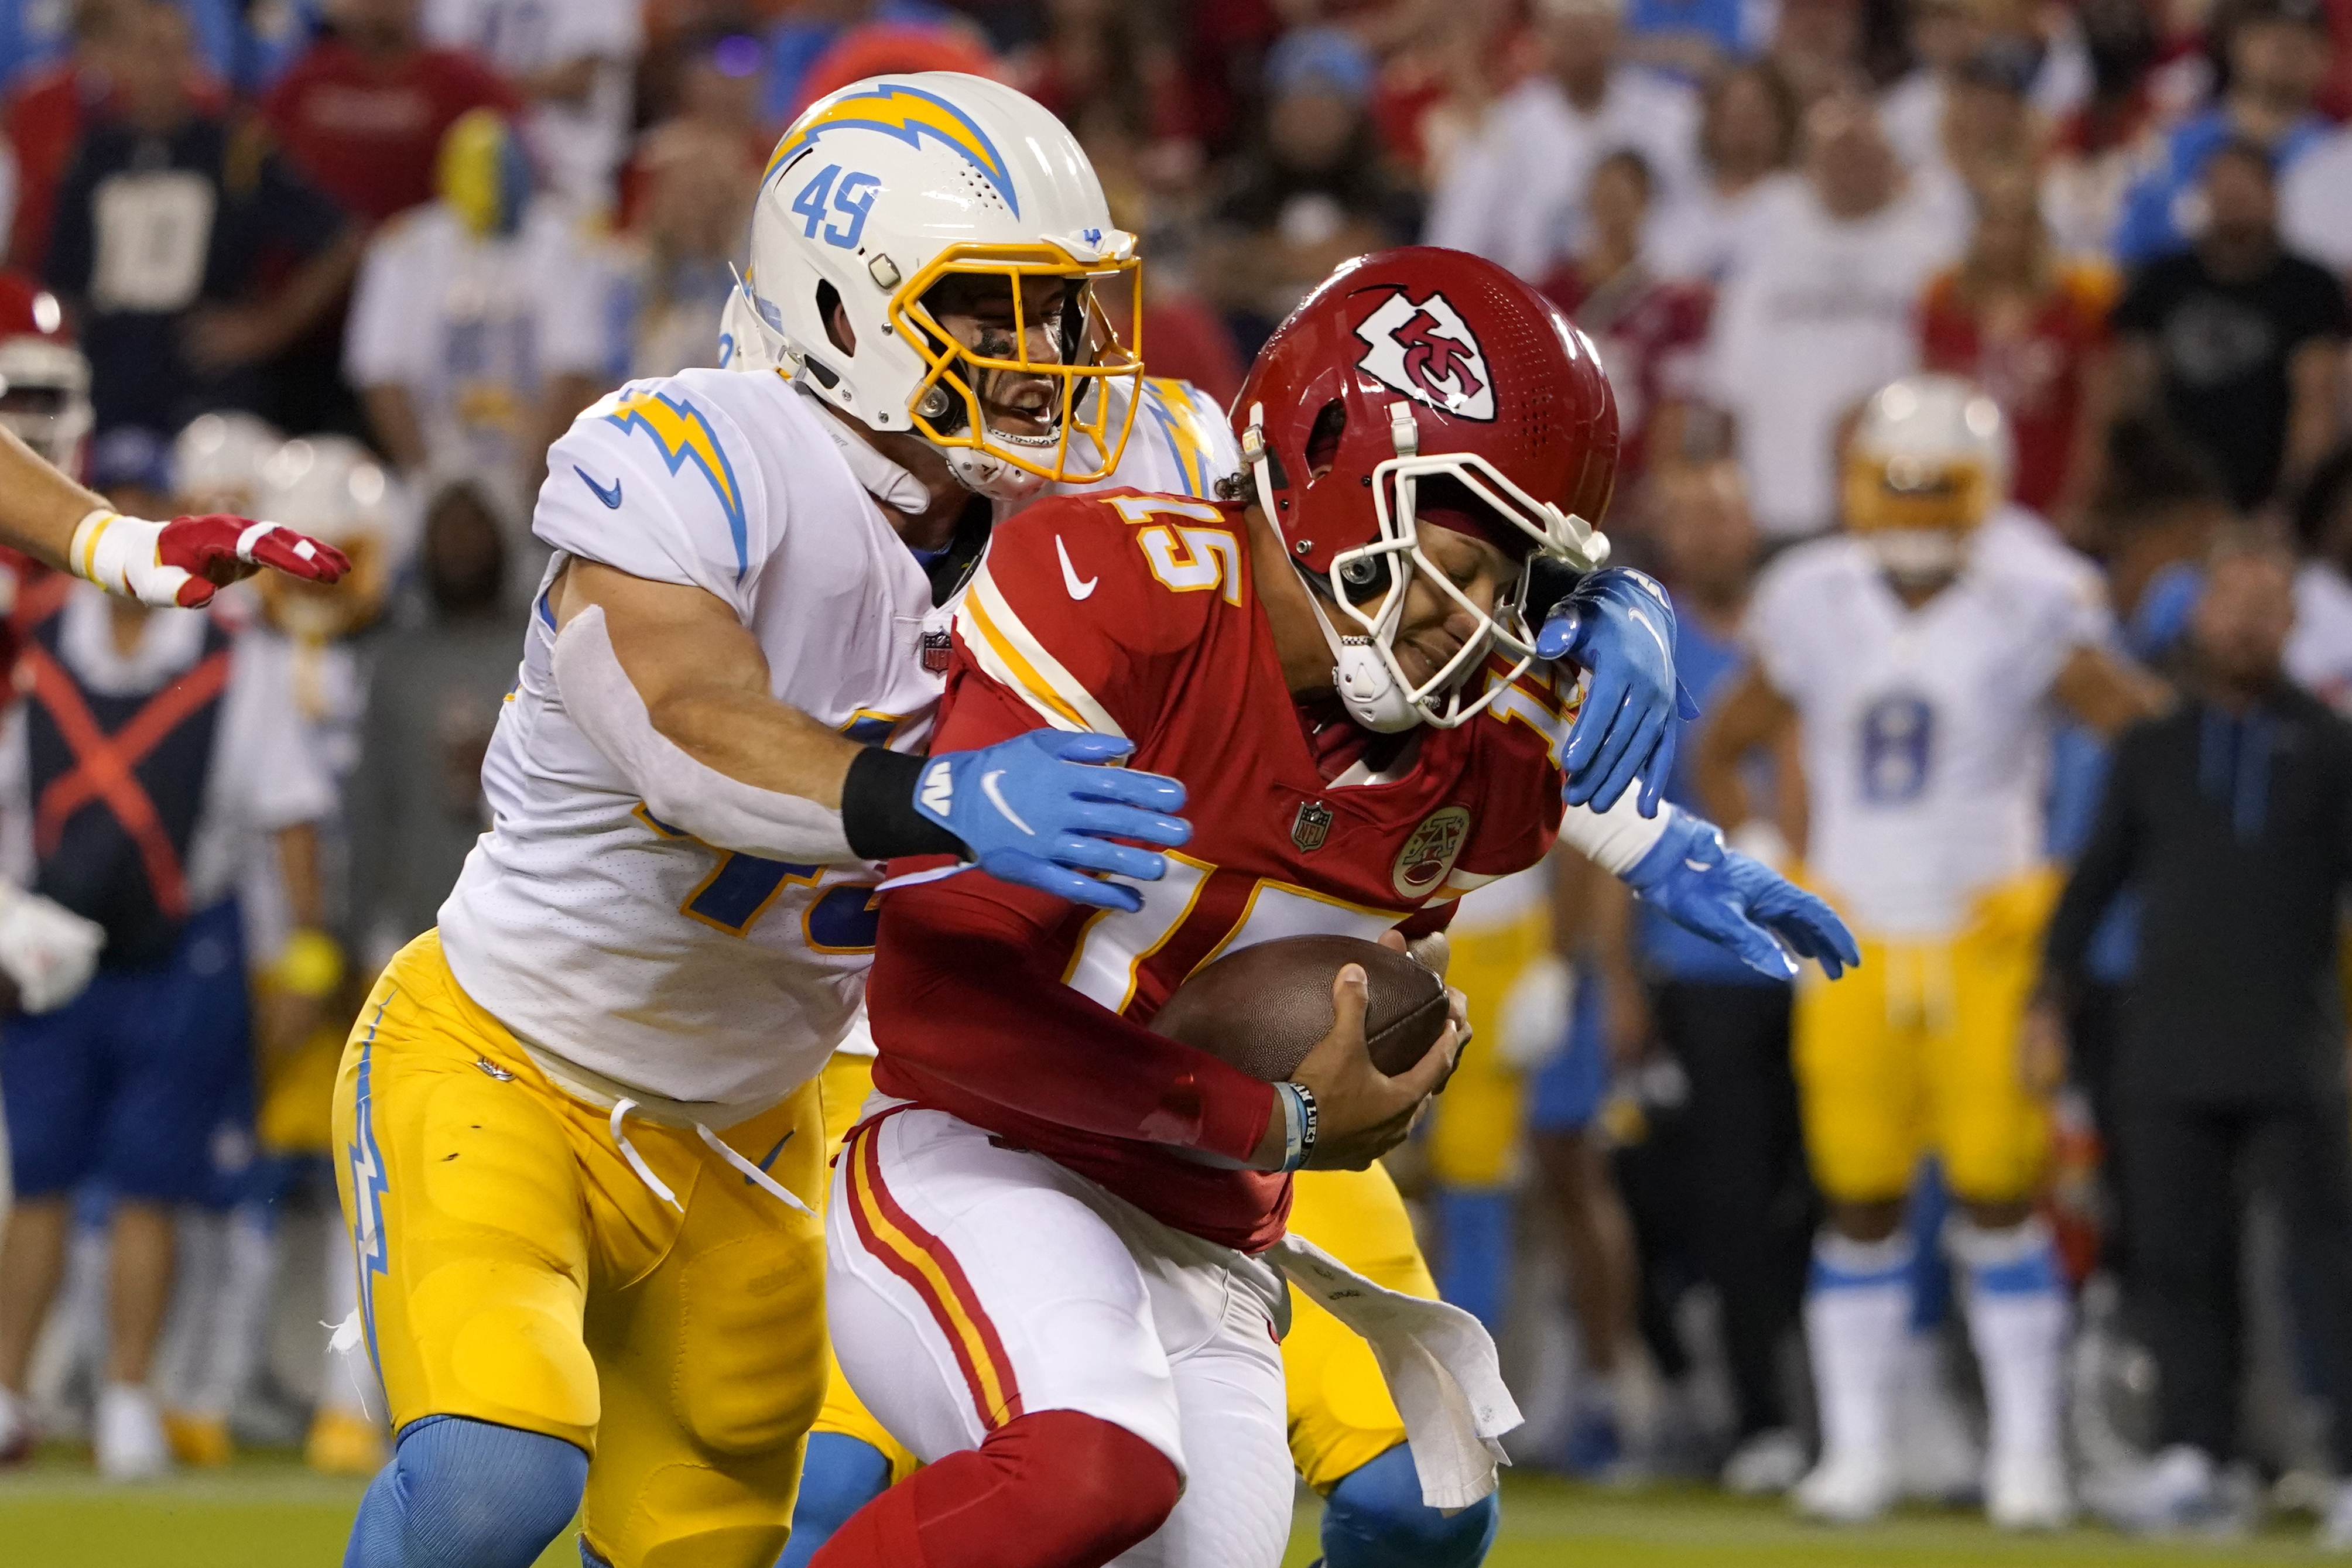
1146, 934, 1448, 1082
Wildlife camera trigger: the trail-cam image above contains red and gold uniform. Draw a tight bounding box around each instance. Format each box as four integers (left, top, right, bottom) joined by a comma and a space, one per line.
823, 486, 1579, 1564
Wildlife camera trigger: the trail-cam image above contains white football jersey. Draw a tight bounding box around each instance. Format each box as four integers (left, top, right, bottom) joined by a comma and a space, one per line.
1744, 510, 2113, 937
437, 368, 947, 1120
1041, 375, 1239, 509
2287, 560, 2352, 713
235, 629, 367, 966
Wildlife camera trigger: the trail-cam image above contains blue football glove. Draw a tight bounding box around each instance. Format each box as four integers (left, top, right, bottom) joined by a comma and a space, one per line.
1536, 567, 1701, 817
1621, 808, 1860, 981
912, 730, 1190, 913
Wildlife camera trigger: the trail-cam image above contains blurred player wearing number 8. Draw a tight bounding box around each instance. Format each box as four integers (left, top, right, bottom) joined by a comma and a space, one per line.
807, 249, 1857, 1568
1694, 375, 2167, 1528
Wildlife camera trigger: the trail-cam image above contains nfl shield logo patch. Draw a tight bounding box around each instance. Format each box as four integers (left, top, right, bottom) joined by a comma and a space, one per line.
1292, 800, 1333, 851
920, 630, 953, 673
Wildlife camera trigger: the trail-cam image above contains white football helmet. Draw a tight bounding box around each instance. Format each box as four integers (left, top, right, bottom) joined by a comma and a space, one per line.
1843, 373, 2012, 584
744, 72, 1144, 502
0, 287, 91, 477
718, 284, 783, 376
255, 436, 415, 637
172, 412, 286, 516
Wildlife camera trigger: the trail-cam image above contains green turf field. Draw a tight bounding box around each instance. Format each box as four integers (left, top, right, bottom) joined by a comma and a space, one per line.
3, 1450, 2346, 1566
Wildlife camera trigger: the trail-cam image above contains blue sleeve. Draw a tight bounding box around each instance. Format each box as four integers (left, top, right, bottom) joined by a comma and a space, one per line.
2110, 170, 2179, 269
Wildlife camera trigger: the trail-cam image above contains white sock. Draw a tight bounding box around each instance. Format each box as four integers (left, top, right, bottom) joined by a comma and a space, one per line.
1805, 1230, 1915, 1462
194, 1208, 279, 1418
1949, 1216, 2068, 1464
155, 1210, 226, 1411
0, 1383, 25, 1444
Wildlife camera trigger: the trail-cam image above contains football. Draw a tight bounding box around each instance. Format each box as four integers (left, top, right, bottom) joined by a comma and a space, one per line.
1147, 934, 1449, 1081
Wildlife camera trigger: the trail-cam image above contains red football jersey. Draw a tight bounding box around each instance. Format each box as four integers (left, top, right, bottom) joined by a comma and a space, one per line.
867, 490, 1579, 1252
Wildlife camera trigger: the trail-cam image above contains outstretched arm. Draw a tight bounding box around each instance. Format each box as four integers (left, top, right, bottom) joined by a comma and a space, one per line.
1556, 782, 1858, 982
0, 426, 351, 607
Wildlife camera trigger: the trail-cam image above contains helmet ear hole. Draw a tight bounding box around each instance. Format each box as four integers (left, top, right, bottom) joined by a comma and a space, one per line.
1305, 399, 1347, 479
816, 280, 853, 356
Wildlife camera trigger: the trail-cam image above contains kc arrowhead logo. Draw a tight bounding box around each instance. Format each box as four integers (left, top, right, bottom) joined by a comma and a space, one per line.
1353, 289, 1495, 421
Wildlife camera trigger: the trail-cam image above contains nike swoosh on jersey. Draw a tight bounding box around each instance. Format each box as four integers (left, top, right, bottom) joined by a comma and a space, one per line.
980, 769, 1035, 834
1056, 535, 1098, 600
576, 467, 624, 509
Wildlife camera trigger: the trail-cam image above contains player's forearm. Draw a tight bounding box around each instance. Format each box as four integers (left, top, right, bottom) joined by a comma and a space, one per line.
649, 683, 862, 809
869, 885, 1277, 1163
275, 821, 326, 932
361, 385, 429, 474
0, 424, 111, 572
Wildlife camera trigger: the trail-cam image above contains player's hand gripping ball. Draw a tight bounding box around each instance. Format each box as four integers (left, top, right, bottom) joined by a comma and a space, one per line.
1150, 934, 1449, 1080
1152, 936, 1458, 1170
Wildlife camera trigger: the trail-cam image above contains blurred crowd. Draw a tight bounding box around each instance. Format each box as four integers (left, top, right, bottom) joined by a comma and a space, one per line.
2, 0, 2352, 1547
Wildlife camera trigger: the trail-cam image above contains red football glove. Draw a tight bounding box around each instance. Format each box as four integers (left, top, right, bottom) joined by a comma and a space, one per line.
70, 509, 353, 608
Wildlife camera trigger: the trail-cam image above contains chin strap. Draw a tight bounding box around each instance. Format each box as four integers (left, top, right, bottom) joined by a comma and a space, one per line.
800, 385, 933, 515
1244, 403, 1419, 732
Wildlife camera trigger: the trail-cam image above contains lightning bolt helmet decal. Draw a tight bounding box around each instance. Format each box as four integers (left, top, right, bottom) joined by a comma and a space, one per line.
765, 81, 1020, 217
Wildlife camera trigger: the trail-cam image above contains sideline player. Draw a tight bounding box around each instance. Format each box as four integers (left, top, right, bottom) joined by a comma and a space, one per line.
1694, 375, 2166, 1528
811, 248, 1857, 1568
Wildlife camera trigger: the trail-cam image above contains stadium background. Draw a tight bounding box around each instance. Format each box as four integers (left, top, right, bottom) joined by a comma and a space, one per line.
4, 0, 2352, 1559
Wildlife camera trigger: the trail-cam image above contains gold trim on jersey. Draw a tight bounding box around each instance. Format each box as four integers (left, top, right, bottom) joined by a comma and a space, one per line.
957, 565, 1125, 737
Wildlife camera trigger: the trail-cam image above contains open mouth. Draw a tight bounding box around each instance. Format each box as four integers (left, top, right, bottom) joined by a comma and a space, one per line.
973, 369, 1060, 443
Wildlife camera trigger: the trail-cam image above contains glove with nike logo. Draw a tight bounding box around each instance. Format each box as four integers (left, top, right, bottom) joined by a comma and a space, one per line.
1537, 567, 1700, 817
910, 730, 1191, 912
1620, 806, 1859, 981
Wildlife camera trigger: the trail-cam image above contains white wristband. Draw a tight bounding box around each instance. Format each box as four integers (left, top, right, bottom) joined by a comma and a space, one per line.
69, 508, 163, 598
1556, 788, 1675, 877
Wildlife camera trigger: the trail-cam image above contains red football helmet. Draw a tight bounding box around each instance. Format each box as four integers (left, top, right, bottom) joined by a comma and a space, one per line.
0, 273, 90, 479
1234, 247, 1618, 731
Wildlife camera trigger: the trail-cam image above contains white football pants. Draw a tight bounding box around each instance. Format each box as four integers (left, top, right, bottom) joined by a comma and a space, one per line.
826, 1105, 1296, 1568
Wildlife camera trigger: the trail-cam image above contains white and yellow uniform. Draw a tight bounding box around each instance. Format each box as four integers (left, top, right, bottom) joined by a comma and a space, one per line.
1746, 511, 2112, 1204
807, 372, 1445, 1495
333, 365, 946, 1568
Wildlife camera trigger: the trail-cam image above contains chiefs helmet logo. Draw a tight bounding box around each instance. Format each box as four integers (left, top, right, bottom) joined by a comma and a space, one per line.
1353, 289, 1496, 422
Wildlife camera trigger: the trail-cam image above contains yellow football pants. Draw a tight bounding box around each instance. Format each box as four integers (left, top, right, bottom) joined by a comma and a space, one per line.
1423, 898, 1550, 1189
1793, 871, 2059, 1206
333, 932, 829, 1568
809, 1055, 1424, 1494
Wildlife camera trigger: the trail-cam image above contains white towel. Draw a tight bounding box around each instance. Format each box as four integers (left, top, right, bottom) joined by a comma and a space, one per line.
1266, 1231, 1522, 1509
